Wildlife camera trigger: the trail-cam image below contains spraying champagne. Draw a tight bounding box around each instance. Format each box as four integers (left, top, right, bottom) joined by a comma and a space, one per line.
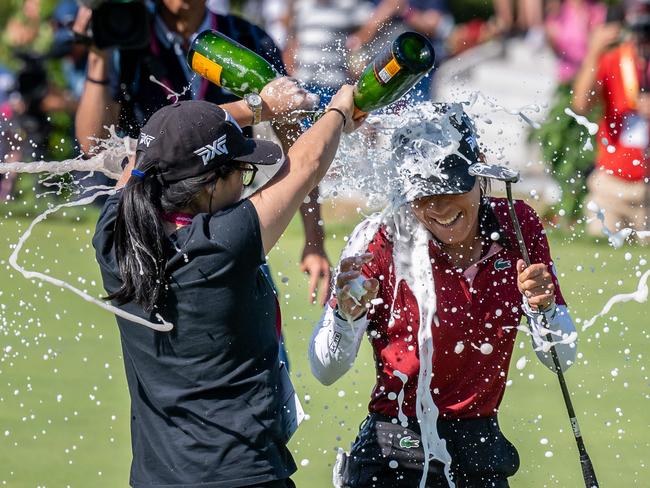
187, 30, 435, 115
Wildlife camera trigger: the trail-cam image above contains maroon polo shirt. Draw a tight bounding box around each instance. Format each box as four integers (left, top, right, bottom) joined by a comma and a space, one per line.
359, 198, 565, 420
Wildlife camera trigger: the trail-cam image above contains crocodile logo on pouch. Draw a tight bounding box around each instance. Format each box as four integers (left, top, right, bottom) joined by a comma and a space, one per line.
399, 436, 420, 449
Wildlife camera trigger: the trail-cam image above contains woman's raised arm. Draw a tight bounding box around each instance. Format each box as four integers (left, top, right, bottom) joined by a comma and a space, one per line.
250, 85, 364, 254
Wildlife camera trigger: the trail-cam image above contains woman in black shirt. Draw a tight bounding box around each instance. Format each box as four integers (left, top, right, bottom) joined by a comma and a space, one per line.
93, 78, 362, 488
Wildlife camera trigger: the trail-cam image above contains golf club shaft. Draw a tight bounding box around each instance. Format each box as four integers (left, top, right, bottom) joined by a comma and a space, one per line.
505, 183, 599, 488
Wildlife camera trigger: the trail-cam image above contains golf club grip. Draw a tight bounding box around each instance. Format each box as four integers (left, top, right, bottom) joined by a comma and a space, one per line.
505, 184, 531, 266
580, 452, 599, 488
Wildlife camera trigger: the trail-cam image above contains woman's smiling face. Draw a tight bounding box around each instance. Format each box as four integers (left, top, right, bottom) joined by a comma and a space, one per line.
410, 181, 481, 246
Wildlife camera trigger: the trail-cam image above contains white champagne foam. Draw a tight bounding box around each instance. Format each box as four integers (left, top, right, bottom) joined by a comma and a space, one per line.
466, 91, 543, 129
7, 189, 173, 332
393, 369, 409, 428
563, 107, 599, 136
0, 127, 134, 179
563, 107, 599, 150
563, 107, 598, 152
391, 209, 453, 488
328, 102, 473, 209
582, 270, 650, 331
149, 75, 193, 103
585, 200, 650, 248
1, 75, 197, 335
328, 97, 537, 209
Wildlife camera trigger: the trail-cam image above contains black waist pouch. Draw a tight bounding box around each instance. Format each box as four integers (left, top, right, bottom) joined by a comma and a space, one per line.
439, 416, 520, 479
342, 414, 519, 487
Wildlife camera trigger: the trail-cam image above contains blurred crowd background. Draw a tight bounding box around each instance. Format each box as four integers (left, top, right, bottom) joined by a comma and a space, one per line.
0, 0, 648, 239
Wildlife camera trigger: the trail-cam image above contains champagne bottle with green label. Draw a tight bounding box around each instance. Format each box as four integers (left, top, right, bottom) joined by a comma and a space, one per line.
187, 30, 279, 98
353, 31, 435, 113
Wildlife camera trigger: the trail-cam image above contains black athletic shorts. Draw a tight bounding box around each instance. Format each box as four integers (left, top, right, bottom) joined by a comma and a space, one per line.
339, 414, 519, 488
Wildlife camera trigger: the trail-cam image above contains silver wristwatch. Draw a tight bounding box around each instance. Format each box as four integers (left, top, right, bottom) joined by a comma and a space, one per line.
244, 93, 263, 125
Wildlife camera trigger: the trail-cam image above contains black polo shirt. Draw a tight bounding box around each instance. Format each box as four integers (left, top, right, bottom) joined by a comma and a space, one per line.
93, 192, 296, 487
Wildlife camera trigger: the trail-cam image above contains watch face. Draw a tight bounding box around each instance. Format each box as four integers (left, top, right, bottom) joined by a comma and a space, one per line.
247, 93, 262, 106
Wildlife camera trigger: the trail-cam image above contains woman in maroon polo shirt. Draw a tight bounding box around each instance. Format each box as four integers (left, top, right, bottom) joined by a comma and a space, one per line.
309, 103, 577, 488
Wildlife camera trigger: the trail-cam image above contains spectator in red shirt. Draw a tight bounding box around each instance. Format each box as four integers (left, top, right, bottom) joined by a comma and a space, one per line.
572, 1, 649, 238
310, 104, 577, 488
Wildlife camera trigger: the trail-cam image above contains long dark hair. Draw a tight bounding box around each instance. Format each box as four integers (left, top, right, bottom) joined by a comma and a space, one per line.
106, 153, 234, 311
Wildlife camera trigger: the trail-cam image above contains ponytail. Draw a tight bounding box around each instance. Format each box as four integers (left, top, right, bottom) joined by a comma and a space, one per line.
106, 158, 235, 312
107, 174, 167, 312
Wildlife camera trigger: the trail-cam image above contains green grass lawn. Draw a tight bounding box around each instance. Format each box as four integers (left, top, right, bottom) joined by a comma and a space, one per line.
0, 204, 648, 487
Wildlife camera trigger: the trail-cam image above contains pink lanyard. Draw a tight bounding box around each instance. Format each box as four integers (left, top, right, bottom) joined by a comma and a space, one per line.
161, 212, 194, 227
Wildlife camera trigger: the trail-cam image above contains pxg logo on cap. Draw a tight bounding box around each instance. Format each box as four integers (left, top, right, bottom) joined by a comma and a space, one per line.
194, 134, 229, 165
192, 110, 241, 165
139, 132, 155, 147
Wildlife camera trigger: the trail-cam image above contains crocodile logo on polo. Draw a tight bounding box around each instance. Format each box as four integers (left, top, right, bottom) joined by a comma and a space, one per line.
399, 436, 420, 449
494, 258, 512, 271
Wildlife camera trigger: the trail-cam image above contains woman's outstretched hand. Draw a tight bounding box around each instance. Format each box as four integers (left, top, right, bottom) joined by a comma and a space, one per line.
517, 259, 555, 311
335, 253, 380, 320
327, 85, 367, 133
260, 77, 319, 123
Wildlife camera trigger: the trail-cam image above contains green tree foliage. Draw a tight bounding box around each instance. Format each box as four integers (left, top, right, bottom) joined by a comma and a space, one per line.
531, 84, 601, 220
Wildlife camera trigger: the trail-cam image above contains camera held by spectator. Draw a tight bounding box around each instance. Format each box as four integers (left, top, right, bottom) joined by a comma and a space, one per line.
76, 0, 149, 50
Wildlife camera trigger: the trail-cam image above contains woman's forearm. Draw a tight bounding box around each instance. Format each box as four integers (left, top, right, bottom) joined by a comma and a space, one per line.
573, 23, 622, 113
76, 50, 119, 154
289, 110, 344, 186
250, 109, 345, 253
309, 304, 368, 385
524, 303, 578, 373
221, 100, 256, 127
356, 0, 405, 44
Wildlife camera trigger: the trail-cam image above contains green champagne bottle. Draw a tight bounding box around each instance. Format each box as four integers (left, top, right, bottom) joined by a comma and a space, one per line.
187, 30, 279, 98
188, 30, 434, 115
353, 32, 435, 114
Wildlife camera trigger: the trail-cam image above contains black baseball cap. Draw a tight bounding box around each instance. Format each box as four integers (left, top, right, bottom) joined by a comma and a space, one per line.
135, 100, 283, 184
393, 103, 480, 199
